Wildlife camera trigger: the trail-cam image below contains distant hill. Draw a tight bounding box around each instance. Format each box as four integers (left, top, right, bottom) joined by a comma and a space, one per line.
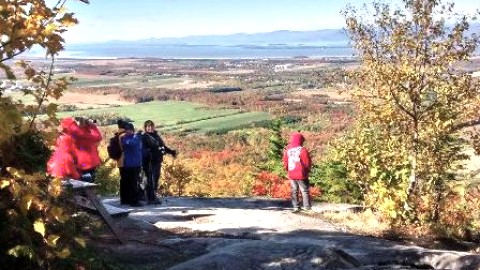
56, 23, 478, 59
83, 22, 480, 48
104, 29, 350, 47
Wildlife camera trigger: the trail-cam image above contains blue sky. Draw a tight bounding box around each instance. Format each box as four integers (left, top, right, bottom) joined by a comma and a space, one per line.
57, 0, 478, 44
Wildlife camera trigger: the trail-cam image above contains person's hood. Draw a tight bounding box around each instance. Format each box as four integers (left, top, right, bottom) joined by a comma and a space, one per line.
60, 117, 76, 132
288, 132, 305, 147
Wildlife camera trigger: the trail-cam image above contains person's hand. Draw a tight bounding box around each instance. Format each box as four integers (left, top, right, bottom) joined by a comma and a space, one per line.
75, 117, 87, 126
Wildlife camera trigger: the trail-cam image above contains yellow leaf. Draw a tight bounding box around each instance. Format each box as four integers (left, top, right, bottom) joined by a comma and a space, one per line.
57, 248, 71, 259
0, 180, 10, 189
47, 235, 60, 247
75, 237, 86, 248
44, 23, 57, 35
50, 206, 65, 222
33, 219, 46, 237
59, 13, 78, 27
451, 184, 465, 196
20, 195, 33, 214
389, 210, 397, 219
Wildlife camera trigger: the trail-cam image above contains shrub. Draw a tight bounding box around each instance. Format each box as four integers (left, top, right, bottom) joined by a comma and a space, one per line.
310, 161, 362, 204
71, 112, 132, 127
161, 160, 193, 196
252, 171, 321, 200
208, 87, 242, 93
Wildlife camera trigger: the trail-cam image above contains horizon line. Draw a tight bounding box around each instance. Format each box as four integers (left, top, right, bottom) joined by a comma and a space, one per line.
66, 28, 346, 45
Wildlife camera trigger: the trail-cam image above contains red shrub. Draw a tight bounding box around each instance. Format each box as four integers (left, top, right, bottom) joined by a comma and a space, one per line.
252, 171, 289, 199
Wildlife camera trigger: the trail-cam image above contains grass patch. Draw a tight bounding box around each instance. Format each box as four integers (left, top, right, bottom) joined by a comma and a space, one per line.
320, 209, 389, 237
167, 113, 271, 135
57, 101, 271, 134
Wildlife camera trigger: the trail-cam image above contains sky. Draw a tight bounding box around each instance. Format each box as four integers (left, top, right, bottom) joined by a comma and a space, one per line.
55, 0, 479, 44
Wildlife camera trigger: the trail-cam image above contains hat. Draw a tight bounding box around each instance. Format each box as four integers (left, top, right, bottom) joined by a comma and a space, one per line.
125, 122, 134, 131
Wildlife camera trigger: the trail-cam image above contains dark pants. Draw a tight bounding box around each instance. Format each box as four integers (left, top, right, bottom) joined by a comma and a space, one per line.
119, 167, 140, 205
290, 179, 311, 209
80, 168, 96, 183
143, 160, 161, 203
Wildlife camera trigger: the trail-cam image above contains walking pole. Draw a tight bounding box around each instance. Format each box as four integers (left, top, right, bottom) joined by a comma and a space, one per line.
161, 157, 175, 206
150, 159, 157, 205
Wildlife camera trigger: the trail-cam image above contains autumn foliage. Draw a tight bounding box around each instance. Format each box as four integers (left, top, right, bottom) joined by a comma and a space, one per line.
251, 171, 290, 198
0, 0, 88, 269
337, 0, 480, 230
251, 171, 321, 200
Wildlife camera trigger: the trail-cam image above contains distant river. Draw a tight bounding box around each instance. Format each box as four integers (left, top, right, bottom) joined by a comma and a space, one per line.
54, 43, 356, 59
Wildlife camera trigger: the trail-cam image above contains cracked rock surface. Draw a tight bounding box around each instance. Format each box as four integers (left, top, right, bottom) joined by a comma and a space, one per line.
100, 197, 479, 270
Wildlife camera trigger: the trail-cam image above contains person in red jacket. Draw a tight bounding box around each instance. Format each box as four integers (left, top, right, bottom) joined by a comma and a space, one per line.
47, 117, 81, 180
69, 117, 103, 182
283, 132, 312, 213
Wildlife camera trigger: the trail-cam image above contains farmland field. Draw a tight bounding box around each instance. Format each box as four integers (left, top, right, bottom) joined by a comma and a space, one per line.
71, 75, 187, 89
57, 100, 271, 134
5, 90, 132, 109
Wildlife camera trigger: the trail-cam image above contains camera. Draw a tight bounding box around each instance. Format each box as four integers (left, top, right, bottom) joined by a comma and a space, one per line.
74, 116, 97, 125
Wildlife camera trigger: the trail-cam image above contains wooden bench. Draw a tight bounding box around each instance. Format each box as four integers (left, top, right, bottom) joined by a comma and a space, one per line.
62, 179, 129, 243
71, 192, 130, 217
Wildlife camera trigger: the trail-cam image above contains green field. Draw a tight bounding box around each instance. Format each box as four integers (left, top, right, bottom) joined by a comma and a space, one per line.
72, 76, 184, 89
57, 101, 272, 134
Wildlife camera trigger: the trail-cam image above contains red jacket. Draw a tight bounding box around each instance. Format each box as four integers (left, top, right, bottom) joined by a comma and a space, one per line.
47, 118, 80, 179
283, 132, 311, 180
69, 121, 103, 171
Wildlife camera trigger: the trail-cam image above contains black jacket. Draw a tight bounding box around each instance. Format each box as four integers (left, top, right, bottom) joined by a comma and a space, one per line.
141, 131, 174, 164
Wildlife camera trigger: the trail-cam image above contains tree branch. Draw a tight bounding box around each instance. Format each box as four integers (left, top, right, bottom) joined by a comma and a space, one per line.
0, 49, 28, 63
390, 85, 415, 118
28, 56, 56, 130
451, 119, 480, 132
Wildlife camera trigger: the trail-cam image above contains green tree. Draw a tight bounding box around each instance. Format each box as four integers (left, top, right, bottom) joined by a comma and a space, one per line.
264, 119, 287, 175
0, 0, 87, 269
341, 0, 480, 224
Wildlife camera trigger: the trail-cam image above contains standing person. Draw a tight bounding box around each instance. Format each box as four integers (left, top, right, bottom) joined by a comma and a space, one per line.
47, 117, 81, 180
119, 122, 143, 207
283, 132, 312, 213
113, 120, 127, 203
70, 117, 102, 183
142, 120, 177, 204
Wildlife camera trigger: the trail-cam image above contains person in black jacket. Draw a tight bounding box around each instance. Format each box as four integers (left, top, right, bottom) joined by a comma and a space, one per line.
141, 120, 177, 204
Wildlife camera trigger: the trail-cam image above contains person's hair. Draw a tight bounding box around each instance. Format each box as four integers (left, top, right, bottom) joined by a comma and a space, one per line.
144, 120, 155, 130
116, 119, 124, 126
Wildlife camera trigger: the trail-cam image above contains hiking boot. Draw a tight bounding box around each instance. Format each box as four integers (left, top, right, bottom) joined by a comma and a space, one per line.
148, 198, 162, 205
303, 208, 314, 214
291, 208, 301, 213
129, 202, 143, 207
